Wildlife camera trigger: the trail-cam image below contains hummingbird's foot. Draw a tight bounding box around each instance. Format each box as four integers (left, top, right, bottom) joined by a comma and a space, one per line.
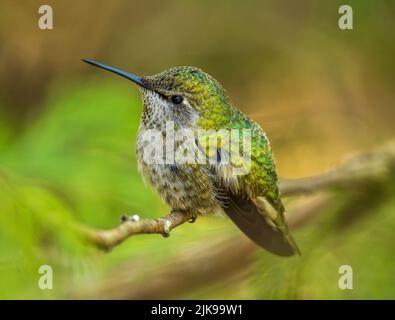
120, 214, 140, 224
189, 212, 197, 223
161, 219, 172, 238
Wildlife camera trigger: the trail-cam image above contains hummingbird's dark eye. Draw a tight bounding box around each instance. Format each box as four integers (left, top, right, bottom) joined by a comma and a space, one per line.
171, 95, 183, 104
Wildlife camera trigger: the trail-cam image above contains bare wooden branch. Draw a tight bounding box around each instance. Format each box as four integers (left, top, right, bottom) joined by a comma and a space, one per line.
73, 193, 332, 299
75, 142, 395, 251
280, 142, 395, 196
74, 211, 194, 251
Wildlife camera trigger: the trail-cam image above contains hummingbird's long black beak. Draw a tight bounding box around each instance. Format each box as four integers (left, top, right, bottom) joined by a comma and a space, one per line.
81, 59, 147, 88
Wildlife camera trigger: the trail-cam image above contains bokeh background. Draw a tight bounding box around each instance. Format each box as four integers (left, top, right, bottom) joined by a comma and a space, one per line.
0, 0, 395, 299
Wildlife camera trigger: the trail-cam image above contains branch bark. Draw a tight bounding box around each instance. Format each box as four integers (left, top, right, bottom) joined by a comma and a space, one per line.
75, 142, 395, 251
74, 211, 195, 251
280, 142, 395, 196
74, 193, 332, 299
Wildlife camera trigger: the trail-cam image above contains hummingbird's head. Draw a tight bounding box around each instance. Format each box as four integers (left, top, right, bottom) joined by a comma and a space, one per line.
82, 59, 232, 129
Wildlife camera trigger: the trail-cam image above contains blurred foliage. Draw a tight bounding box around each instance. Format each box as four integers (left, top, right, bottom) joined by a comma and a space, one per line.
0, 0, 395, 299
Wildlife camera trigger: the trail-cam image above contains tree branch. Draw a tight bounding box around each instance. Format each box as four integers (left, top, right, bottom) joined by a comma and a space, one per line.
74, 211, 195, 251
74, 193, 332, 299
75, 142, 395, 251
280, 142, 395, 196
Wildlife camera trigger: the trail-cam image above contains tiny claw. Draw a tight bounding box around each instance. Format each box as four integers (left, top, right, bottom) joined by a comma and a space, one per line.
162, 219, 172, 238
120, 214, 140, 224
189, 213, 197, 223
120, 215, 128, 224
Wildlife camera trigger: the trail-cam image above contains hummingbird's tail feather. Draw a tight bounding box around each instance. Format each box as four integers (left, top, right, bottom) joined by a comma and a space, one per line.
223, 195, 300, 257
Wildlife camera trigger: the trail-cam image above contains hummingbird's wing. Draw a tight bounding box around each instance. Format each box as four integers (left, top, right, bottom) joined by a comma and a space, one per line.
202, 109, 300, 256
222, 194, 300, 256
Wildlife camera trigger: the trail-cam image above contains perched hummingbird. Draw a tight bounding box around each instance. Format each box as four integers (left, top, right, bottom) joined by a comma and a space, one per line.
82, 59, 300, 256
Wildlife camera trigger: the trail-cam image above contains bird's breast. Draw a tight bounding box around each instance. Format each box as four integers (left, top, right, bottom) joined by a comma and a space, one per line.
136, 134, 220, 215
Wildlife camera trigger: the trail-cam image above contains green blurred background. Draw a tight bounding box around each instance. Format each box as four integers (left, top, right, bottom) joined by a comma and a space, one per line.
0, 0, 394, 299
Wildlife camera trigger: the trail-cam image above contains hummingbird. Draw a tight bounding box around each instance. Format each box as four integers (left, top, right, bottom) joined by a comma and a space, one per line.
82, 59, 300, 256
